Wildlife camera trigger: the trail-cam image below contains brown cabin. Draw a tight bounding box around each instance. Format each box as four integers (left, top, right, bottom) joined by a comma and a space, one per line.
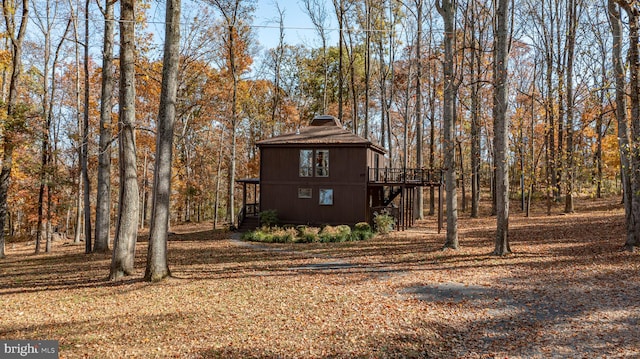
237, 115, 443, 231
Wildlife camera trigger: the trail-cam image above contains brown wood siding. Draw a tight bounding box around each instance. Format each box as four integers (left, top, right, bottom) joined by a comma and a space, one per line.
260, 146, 370, 226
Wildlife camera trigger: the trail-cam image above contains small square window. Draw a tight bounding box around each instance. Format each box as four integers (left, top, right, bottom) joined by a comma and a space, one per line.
298, 188, 312, 199
319, 189, 333, 205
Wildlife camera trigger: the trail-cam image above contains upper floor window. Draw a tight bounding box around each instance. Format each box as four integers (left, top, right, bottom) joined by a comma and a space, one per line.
300, 149, 313, 177
299, 149, 329, 177
315, 150, 329, 177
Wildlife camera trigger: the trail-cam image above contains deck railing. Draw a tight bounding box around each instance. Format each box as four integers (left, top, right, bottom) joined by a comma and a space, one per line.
368, 167, 443, 185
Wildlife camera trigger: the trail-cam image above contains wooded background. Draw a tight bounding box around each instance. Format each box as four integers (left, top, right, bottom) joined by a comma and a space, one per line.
1, 0, 639, 264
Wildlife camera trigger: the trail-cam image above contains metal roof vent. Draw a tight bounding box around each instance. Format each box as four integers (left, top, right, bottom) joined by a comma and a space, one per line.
310, 115, 342, 127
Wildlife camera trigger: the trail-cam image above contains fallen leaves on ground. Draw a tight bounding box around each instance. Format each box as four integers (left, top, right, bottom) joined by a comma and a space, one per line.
1, 196, 638, 358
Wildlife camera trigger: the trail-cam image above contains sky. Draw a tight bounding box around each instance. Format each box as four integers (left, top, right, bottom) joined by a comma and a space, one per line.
147, 0, 335, 51
254, 0, 321, 49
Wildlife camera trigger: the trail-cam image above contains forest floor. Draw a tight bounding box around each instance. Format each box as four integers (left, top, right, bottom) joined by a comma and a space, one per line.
1, 196, 639, 358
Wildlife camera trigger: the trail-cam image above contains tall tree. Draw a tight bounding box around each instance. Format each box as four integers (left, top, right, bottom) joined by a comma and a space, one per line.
493, 0, 512, 255
0, 0, 29, 259
206, 0, 255, 228
468, 0, 487, 218
68, 0, 83, 244
414, 0, 424, 220
563, 0, 580, 213
82, 0, 92, 253
110, 0, 139, 279
436, 0, 458, 249
269, 2, 285, 132
609, 0, 633, 247
145, 0, 181, 282
32, 0, 68, 253
303, 0, 330, 114
615, 0, 640, 250
94, 0, 115, 253
332, 0, 345, 120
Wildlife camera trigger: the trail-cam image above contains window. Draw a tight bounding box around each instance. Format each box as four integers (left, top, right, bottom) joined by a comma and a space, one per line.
315, 150, 329, 177
298, 188, 312, 199
319, 189, 333, 205
299, 149, 329, 177
299, 149, 313, 177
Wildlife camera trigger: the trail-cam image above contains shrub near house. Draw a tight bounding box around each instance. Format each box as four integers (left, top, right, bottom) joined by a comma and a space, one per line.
242, 221, 375, 243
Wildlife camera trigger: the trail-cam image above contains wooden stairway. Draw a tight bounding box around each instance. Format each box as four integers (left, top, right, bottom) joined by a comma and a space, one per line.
237, 216, 260, 232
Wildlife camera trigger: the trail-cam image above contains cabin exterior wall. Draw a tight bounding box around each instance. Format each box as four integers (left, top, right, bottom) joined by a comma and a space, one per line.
260, 145, 375, 226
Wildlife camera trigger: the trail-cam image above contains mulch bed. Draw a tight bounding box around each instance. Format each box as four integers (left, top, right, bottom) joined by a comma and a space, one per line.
1, 196, 638, 358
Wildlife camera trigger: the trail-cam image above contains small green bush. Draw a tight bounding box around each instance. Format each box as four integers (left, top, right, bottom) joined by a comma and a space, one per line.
373, 211, 395, 234
296, 225, 320, 243
243, 222, 375, 244
270, 227, 297, 243
352, 222, 375, 241
259, 210, 279, 227
354, 222, 372, 232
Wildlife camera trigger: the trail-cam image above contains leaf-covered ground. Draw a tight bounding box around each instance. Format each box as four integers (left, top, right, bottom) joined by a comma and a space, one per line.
1, 196, 639, 358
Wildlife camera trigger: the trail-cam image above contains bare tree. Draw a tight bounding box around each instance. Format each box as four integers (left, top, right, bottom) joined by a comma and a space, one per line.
145, 0, 181, 282
608, 0, 633, 247
110, 0, 139, 280
32, 0, 69, 253
614, 0, 640, 250
95, 0, 116, 253
303, 0, 330, 114
332, 0, 345, 120
82, 0, 92, 253
68, 0, 83, 244
0, 0, 29, 259
563, 0, 581, 214
436, 0, 458, 250
269, 2, 285, 130
493, 0, 511, 255
206, 0, 255, 229
415, 0, 424, 220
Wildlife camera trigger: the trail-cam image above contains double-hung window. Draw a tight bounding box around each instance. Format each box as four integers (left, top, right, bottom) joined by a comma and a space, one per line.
299, 149, 329, 177
299, 150, 314, 177
315, 150, 329, 177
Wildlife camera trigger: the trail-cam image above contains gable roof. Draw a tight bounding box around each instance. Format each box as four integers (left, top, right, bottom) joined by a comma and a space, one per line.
256, 115, 386, 154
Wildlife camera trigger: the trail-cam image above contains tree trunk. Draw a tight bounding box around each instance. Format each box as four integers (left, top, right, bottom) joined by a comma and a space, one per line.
36, 1, 52, 254
94, 0, 114, 253
82, 0, 92, 253
564, 0, 578, 214
335, 0, 344, 120
227, 21, 238, 229
0, 0, 29, 259
71, 5, 83, 245
493, 0, 511, 256
616, 1, 640, 250
415, 0, 424, 220
302, 0, 329, 114
213, 130, 225, 230
145, 0, 181, 282
364, 0, 371, 138
110, 0, 139, 280
609, 1, 632, 248
437, 0, 458, 250
470, 4, 482, 218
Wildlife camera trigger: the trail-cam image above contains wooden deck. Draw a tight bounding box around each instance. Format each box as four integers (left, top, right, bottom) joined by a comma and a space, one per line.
367, 167, 443, 186
367, 167, 444, 232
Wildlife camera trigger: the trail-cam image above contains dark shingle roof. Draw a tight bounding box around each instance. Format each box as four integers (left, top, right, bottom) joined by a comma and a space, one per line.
256, 115, 386, 153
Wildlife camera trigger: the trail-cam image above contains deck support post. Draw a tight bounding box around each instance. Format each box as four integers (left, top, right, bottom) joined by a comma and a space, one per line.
438, 184, 443, 233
